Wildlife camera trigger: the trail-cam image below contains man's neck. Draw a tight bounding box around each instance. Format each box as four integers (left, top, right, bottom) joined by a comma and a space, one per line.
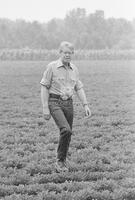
62, 61, 70, 67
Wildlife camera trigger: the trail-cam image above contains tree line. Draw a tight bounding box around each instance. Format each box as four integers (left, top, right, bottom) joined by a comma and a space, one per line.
0, 8, 135, 50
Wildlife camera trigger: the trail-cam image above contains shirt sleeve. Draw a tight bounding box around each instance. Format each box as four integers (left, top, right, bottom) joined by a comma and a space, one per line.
40, 64, 52, 89
74, 68, 83, 91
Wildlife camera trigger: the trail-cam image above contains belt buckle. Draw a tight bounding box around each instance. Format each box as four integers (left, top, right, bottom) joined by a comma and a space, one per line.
60, 95, 69, 100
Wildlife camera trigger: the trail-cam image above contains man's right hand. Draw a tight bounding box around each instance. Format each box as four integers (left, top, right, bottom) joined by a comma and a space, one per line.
43, 106, 51, 120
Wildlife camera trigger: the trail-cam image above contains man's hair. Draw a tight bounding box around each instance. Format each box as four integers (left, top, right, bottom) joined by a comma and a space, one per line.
59, 41, 74, 53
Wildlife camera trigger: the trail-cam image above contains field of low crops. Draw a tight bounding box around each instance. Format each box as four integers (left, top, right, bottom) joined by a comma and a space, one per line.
0, 60, 135, 200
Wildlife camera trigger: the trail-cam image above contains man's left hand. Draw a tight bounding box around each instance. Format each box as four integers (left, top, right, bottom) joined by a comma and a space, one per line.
84, 105, 91, 118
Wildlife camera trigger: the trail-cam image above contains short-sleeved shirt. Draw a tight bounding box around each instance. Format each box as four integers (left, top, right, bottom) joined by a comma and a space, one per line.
40, 59, 83, 98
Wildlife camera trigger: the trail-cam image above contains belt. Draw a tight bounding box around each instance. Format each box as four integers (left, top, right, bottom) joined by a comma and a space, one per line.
49, 93, 72, 100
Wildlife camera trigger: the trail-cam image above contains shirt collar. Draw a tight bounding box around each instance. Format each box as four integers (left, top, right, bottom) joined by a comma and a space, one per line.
56, 59, 73, 70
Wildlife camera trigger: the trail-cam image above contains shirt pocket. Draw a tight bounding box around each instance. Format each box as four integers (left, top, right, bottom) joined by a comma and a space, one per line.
57, 76, 65, 84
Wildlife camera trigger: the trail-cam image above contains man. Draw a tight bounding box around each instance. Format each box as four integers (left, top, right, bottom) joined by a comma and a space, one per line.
40, 41, 91, 172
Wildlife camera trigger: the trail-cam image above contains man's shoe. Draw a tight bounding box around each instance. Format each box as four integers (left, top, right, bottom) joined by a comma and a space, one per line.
55, 161, 68, 173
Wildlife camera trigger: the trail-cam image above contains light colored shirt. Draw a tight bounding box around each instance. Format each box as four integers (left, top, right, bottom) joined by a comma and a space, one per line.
40, 59, 83, 98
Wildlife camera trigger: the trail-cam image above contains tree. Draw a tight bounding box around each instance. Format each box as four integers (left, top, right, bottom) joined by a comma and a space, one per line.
64, 8, 87, 44
0, 9, 135, 49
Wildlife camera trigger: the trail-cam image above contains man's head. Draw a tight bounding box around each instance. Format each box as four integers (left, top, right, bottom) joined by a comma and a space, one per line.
59, 41, 74, 64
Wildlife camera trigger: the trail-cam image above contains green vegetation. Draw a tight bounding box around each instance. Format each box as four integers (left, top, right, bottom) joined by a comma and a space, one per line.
0, 49, 135, 60
0, 9, 135, 50
0, 60, 135, 199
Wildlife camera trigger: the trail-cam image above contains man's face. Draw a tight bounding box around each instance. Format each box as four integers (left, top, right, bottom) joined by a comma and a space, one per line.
60, 46, 73, 64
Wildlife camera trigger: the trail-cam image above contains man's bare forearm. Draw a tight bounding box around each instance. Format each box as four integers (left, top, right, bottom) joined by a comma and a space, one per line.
76, 88, 88, 106
41, 86, 49, 107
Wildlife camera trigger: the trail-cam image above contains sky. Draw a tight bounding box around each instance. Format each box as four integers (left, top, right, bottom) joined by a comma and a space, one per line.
0, 0, 134, 23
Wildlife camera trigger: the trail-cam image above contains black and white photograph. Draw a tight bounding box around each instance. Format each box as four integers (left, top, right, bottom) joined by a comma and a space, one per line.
0, 0, 135, 199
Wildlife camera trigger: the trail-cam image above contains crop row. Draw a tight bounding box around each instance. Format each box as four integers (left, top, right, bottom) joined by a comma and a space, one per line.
0, 49, 135, 60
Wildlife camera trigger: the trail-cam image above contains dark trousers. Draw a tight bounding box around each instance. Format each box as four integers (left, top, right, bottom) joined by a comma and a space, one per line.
49, 97, 73, 161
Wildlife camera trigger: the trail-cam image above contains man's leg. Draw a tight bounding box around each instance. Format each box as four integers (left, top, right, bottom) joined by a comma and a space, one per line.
62, 100, 73, 159
62, 100, 73, 129
49, 102, 72, 162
